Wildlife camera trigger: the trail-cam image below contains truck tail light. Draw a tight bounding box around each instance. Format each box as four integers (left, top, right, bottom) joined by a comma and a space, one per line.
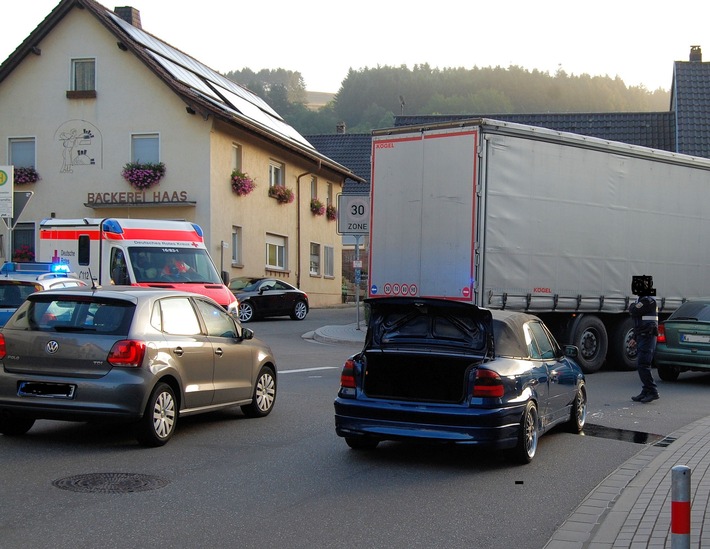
0, 334, 5, 360
472, 368, 504, 398
657, 324, 666, 344
340, 359, 357, 389
107, 340, 146, 367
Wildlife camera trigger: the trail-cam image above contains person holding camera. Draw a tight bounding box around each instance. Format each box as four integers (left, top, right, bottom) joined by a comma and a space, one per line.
629, 276, 659, 403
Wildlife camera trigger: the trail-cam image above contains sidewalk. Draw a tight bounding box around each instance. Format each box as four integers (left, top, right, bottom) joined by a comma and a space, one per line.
312, 322, 710, 548
545, 414, 710, 548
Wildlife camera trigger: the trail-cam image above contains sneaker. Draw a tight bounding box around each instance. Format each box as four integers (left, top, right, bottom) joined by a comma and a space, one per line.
631, 392, 647, 402
639, 392, 659, 403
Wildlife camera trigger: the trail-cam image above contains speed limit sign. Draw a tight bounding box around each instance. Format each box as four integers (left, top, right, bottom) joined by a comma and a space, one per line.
337, 194, 370, 235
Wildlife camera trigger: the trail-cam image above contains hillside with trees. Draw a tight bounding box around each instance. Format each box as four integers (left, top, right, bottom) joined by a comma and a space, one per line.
226, 64, 670, 135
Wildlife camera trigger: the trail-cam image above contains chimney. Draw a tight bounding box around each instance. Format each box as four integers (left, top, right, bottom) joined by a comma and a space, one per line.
690, 45, 702, 62
114, 6, 142, 29
336, 122, 346, 134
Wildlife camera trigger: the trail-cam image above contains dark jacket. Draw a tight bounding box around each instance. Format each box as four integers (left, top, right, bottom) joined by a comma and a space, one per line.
628, 296, 658, 338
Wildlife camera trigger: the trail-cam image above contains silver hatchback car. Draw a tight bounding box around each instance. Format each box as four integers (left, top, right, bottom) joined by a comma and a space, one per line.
0, 286, 277, 446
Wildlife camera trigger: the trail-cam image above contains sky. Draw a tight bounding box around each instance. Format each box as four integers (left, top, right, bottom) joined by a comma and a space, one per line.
2, 1, 709, 93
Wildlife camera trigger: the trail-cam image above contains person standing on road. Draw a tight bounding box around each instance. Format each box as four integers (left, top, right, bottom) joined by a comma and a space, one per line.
628, 276, 659, 403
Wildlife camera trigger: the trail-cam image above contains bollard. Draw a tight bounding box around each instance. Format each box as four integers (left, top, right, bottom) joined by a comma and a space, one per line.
671, 465, 691, 549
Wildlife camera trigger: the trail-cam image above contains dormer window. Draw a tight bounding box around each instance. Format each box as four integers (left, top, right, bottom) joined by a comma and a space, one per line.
67, 58, 96, 98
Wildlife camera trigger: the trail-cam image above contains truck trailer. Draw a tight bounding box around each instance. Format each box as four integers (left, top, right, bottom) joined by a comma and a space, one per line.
38, 217, 237, 312
368, 119, 710, 373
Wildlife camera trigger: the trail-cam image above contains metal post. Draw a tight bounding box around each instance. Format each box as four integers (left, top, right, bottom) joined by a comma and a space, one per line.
354, 235, 361, 330
671, 465, 691, 549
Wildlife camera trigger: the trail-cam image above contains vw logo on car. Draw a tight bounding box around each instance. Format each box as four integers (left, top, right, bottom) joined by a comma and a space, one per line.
45, 341, 59, 354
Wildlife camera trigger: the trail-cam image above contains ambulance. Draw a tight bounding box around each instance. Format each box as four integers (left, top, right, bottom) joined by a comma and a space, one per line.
38, 218, 237, 312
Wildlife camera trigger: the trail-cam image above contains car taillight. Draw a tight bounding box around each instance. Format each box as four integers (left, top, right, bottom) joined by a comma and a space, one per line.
472, 368, 504, 398
107, 340, 146, 367
656, 324, 666, 344
0, 334, 5, 360
340, 359, 357, 389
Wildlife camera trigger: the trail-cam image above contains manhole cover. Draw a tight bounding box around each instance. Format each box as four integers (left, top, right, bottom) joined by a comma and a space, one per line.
52, 473, 170, 493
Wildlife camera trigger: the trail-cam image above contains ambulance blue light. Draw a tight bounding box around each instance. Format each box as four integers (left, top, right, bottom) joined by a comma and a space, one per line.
51, 263, 71, 273
102, 219, 124, 234
191, 223, 204, 237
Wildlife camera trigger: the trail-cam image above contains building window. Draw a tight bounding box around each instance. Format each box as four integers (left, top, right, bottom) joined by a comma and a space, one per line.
327, 182, 333, 206
310, 176, 317, 199
324, 246, 334, 278
12, 223, 35, 261
72, 58, 96, 91
131, 133, 159, 163
269, 160, 284, 188
310, 242, 321, 276
231, 226, 242, 265
266, 233, 286, 270
232, 144, 242, 171
9, 138, 35, 168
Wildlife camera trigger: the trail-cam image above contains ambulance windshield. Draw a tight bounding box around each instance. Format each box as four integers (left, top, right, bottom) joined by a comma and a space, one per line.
127, 247, 222, 284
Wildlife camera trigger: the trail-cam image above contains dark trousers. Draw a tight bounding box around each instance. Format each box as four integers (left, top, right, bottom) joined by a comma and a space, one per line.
636, 334, 658, 394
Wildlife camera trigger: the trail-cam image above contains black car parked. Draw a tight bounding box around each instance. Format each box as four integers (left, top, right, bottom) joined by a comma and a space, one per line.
229, 277, 309, 322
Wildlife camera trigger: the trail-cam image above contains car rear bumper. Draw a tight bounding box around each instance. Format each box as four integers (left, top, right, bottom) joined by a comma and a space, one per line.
654, 348, 710, 370
334, 396, 525, 449
0, 369, 153, 423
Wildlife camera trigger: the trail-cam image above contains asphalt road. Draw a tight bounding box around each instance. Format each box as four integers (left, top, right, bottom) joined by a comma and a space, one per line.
1, 306, 709, 549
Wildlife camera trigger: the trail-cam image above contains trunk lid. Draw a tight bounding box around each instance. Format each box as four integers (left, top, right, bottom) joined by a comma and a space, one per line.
365, 297, 494, 358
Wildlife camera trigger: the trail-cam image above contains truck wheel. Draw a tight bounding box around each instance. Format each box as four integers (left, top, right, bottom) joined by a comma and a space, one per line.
610, 317, 637, 371
570, 315, 608, 374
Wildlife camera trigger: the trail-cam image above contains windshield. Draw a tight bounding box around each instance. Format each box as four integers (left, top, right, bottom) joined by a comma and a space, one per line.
127, 247, 222, 284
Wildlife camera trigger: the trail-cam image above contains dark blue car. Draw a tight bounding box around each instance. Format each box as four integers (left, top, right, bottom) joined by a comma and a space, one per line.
334, 298, 586, 463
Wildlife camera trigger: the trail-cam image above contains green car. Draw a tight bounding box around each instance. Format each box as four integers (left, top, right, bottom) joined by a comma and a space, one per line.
654, 300, 710, 381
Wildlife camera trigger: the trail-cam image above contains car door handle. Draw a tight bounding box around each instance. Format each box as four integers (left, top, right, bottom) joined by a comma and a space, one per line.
174, 347, 184, 357
214, 348, 223, 357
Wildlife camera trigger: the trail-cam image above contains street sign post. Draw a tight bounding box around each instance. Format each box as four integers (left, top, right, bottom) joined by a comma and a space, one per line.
337, 194, 370, 236
337, 194, 370, 329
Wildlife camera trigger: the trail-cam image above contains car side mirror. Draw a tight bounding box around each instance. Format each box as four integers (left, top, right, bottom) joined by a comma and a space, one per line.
241, 327, 254, 340
564, 345, 579, 359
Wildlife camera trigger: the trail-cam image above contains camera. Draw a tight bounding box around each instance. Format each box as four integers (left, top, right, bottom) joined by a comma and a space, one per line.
632, 275, 656, 297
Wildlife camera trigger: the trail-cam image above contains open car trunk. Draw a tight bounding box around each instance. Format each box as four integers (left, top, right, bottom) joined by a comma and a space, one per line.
361, 298, 494, 403
362, 351, 484, 403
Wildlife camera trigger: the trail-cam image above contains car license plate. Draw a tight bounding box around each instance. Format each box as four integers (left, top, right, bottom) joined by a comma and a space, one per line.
680, 333, 710, 344
18, 381, 76, 399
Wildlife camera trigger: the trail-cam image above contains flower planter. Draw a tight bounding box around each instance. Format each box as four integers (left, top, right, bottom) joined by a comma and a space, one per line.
326, 205, 337, 221
231, 170, 256, 196
310, 198, 325, 216
268, 185, 294, 204
122, 162, 166, 190
14, 167, 40, 184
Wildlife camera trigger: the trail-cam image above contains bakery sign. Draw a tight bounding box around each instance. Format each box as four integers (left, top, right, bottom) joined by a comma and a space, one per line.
86, 190, 194, 207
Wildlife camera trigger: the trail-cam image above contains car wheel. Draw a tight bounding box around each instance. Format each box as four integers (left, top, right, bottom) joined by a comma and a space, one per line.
567, 383, 587, 433
239, 301, 255, 323
345, 436, 379, 450
290, 300, 308, 320
242, 365, 277, 418
513, 401, 539, 464
136, 382, 177, 447
657, 364, 680, 381
570, 315, 608, 374
0, 416, 35, 436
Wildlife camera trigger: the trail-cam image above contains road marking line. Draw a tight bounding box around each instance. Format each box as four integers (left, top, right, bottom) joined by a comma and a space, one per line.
280, 367, 339, 374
